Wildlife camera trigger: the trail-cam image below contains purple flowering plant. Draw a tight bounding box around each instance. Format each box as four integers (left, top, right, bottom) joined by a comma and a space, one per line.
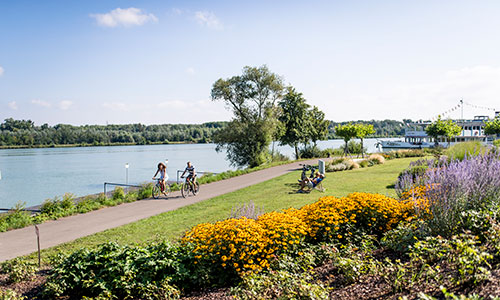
396, 152, 500, 236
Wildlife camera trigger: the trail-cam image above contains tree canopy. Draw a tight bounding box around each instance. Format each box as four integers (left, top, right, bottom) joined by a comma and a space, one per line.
211, 65, 285, 167
334, 123, 358, 155
354, 123, 375, 157
484, 117, 500, 136
278, 87, 310, 159
425, 116, 462, 145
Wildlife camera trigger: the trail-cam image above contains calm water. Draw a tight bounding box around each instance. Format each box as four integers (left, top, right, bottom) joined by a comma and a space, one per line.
0, 138, 396, 208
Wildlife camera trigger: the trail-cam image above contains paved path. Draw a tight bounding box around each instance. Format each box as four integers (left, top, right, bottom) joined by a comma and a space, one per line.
0, 159, 324, 262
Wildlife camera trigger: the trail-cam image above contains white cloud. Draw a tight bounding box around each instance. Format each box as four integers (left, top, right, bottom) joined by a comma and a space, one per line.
0, 66, 4, 76
58, 100, 73, 110
186, 67, 195, 75
31, 99, 51, 108
194, 11, 223, 29
90, 7, 158, 28
325, 65, 500, 122
172, 8, 182, 15
8, 101, 17, 110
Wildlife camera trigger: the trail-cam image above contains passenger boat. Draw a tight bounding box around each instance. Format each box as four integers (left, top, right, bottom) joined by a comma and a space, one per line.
380, 113, 498, 149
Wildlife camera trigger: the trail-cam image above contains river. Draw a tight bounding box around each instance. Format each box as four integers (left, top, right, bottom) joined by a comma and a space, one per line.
0, 138, 398, 208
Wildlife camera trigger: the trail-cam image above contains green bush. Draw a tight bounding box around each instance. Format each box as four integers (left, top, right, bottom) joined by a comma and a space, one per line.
137, 183, 153, 199
75, 196, 103, 213
0, 289, 26, 300
231, 269, 329, 300
340, 140, 366, 155
112, 187, 125, 201
0, 202, 32, 232
1, 258, 38, 283
446, 141, 487, 161
43, 242, 183, 299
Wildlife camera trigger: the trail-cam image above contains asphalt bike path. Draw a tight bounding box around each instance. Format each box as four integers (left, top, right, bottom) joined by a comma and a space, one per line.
0, 159, 323, 262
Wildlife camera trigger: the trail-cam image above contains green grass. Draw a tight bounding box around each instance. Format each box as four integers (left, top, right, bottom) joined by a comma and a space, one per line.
25, 157, 418, 263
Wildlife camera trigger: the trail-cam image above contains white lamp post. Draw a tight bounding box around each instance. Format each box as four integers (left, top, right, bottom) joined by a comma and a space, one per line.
125, 163, 129, 192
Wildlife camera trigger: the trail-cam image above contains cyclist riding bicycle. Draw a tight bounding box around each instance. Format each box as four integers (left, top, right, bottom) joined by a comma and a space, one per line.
152, 162, 168, 194
181, 161, 196, 186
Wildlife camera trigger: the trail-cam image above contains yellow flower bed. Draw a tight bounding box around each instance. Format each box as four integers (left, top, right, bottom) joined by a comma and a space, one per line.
182, 192, 422, 276
399, 185, 431, 217
182, 212, 307, 274
299, 192, 417, 241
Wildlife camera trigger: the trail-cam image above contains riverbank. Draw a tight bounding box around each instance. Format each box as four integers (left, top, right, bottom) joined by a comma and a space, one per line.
0, 158, 325, 262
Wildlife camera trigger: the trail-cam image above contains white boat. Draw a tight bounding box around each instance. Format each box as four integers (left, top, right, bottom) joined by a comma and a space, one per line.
380, 115, 497, 149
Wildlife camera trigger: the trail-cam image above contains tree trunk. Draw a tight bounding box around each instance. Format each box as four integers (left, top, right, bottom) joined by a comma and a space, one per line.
294, 144, 299, 160
361, 138, 364, 158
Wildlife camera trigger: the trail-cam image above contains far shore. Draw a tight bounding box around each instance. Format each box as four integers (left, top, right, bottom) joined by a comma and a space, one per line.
0, 135, 402, 150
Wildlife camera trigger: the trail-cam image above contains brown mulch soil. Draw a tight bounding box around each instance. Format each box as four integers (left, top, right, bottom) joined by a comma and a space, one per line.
0, 269, 48, 299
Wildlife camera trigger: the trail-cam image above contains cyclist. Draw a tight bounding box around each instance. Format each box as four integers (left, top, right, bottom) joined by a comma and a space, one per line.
181, 161, 196, 187
152, 162, 168, 194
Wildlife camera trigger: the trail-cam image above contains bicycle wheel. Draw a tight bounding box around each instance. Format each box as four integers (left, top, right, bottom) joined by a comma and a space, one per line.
192, 182, 200, 195
164, 184, 171, 197
152, 185, 161, 199
181, 183, 190, 198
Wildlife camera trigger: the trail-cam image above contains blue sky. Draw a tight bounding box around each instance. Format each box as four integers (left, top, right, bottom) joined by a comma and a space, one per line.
1, 0, 500, 125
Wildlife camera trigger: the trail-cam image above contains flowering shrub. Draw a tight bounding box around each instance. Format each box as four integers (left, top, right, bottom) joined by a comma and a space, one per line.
297, 193, 416, 243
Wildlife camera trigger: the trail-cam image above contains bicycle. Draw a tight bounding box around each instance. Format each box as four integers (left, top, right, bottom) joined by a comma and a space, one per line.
180, 176, 199, 198
152, 178, 170, 199
299, 164, 318, 181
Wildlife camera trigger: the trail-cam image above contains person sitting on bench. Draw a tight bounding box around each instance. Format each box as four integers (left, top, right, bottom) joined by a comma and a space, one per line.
298, 171, 324, 192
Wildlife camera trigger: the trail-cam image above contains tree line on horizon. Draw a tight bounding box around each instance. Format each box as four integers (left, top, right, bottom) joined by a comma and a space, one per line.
0, 118, 407, 148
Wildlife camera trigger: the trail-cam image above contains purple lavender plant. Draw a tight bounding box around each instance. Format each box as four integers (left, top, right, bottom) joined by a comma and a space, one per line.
230, 200, 264, 220
396, 152, 500, 236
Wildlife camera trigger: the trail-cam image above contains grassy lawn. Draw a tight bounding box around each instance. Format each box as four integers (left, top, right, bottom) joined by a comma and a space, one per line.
27, 157, 417, 262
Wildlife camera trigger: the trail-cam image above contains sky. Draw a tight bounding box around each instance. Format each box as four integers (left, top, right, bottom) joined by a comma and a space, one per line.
1, 0, 500, 125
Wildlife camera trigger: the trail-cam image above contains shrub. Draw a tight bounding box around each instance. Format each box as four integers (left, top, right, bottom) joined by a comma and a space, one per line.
0, 289, 26, 300
75, 196, 102, 213
137, 183, 153, 199
0, 258, 38, 283
299, 145, 323, 159
0, 202, 32, 232
231, 269, 329, 300
340, 140, 366, 155
43, 242, 182, 299
446, 141, 487, 161
112, 187, 125, 202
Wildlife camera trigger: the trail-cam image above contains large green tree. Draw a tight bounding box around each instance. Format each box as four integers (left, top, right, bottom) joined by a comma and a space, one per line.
278, 87, 310, 159
354, 123, 375, 158
334, 123, 358, 156
425, 116, 462, 146
211, 65, 284, 167
484, 117, 500, 137
307, 106, 329, 147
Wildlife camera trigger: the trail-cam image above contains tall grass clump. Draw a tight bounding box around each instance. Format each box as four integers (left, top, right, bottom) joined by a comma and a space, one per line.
396, 153, 500, 236
445, 141, 487, 161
